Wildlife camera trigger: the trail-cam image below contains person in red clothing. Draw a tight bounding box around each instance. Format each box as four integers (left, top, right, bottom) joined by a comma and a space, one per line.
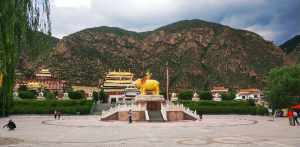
288, 109, 294, 126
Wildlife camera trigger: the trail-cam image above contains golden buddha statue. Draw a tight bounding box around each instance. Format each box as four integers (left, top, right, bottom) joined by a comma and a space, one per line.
135, 72, 160, 95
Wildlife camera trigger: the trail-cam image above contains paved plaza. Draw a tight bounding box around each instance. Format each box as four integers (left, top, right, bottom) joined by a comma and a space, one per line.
0, 115, 299, 147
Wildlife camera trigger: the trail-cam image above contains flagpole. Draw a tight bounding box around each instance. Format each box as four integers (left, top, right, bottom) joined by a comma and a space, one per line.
166, 62, 169, 101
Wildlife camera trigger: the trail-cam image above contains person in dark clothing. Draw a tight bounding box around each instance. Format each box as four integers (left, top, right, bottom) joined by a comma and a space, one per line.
54, 110, 57, 119
57, 111, 61, 120
199, 112, 203, 120
128, 109, 132, 124
3, 119, 16, 130
293, 110, 300, 125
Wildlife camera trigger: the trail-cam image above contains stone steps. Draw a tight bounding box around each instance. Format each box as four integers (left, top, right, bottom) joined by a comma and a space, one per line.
148, 111, 164, 122
91, 103, 111, 115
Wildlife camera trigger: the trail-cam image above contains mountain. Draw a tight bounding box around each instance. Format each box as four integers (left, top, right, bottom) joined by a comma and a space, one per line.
281, 35, 300, 65
16, 32, 59, 78
19, 19, 284, 90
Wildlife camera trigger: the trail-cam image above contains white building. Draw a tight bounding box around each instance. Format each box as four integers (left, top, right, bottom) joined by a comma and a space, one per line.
211, 86, 228, 101
235, 88, 262, 101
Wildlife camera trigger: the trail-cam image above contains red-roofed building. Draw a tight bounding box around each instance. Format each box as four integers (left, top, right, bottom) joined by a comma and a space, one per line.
235, 88, 262, 101
211, 86, 229, 101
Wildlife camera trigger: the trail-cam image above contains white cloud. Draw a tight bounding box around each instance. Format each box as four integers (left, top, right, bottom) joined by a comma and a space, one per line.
50, 0, 299, 43
54, 0, 91, 8
245, 25, 282, 41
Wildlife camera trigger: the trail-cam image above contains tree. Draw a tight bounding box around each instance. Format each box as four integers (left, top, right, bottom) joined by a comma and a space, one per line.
265, 64, 300, 113
45, 92, 56, 100
68, 91, 86, 100
92, 91, 99, 103
0, 0, 51, 116
99, 89, 108, 103
200, 91, 213, 100
221, 89, 236, 101
178, 90, 193, 100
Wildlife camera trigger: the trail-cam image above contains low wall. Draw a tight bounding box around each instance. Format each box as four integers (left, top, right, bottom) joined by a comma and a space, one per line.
167, 111, 197, 121
118, 111, 145, 121
167, 111, 184, 121
101, 112, 118, 121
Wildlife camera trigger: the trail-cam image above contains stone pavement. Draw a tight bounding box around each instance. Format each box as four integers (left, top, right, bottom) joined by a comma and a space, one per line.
0, 115, 299, 147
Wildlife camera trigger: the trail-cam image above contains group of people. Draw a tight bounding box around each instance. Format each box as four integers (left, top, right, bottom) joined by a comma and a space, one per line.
54, 110, 62, 120
288, 109, 299, 126
128, 109, 132, 123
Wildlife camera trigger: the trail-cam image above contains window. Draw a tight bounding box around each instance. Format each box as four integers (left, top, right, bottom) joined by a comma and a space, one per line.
242, 96, 246, 99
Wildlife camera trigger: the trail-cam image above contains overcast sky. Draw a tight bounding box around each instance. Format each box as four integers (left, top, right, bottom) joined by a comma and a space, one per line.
50, 0, 300, 44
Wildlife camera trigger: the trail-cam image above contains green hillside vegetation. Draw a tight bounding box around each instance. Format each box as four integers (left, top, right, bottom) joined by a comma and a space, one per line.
280, 35, 300, 54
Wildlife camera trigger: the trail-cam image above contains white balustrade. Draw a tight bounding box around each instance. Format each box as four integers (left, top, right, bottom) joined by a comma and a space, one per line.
160, 103, 168, 121
145, 110, 150, 121
164, 103, 199, 120
101, 104, 146, 119
101, 103, 199, 120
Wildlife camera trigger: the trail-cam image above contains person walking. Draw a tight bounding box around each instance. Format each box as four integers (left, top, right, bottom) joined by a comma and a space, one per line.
199, 111, 203, 120
288, 109, 294, 126
293, 110, 299, 126
54, 110, 57, 120
128, 109, 132, 124
57, 111, 61, 120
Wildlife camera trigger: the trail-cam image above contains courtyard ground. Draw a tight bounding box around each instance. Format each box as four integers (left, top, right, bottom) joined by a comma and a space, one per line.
0, 115, 299, 147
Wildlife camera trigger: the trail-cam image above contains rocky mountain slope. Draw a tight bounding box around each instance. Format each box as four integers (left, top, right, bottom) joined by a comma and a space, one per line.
19, 19, 284, 90
16, 32, 59, 78
281, 35, 300, 65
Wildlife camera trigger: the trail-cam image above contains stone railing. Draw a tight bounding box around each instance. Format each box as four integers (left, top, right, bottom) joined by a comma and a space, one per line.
145, 110, 150, 121
160, 103, 168, 121
100, 104, 146, 119
164, 103, 199, 120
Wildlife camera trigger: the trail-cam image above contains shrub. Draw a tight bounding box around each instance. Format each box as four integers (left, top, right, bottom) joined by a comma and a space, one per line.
68, 90, 86, 99
221, 89, 236, 101
18, 85, 28, 92
10, 100, 93, 114
247, 99, 256, 106
200, 91, 212, 100
178, 90, 193, 100
45, 92, 56, 100
179, 100, 268, 115
19, 91, 36, 99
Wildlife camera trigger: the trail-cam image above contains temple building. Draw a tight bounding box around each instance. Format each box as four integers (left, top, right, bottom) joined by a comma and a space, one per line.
211, 86, 229, 101
101, 70, 139, 103
235, 88, 262, 101
72, 85, 99, 100
100, 71, 200, 122
15, 69, 67, 98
